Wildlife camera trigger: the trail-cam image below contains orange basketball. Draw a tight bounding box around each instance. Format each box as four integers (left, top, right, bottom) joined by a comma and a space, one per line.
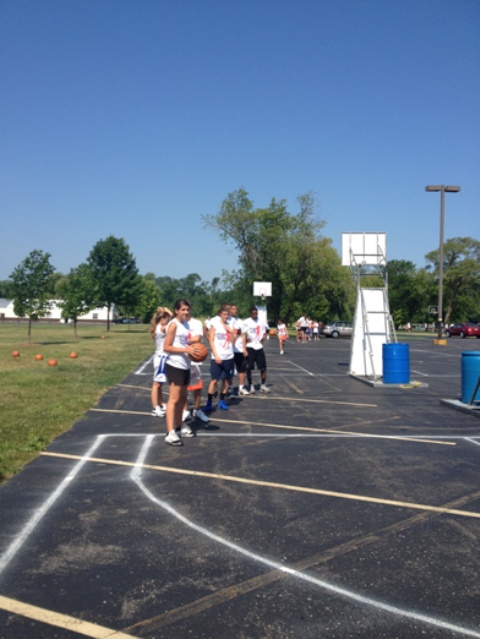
189, 342, 208, 363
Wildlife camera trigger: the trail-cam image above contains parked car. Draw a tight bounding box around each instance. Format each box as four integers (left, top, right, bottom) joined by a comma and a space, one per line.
445, 323, 480, 338
322, 321, 353, 338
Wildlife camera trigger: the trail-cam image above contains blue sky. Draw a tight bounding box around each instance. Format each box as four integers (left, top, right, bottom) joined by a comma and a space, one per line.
1, 0, 478, 284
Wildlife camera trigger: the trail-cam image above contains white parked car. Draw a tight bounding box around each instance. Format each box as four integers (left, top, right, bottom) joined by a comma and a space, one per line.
322, 321, 353, 338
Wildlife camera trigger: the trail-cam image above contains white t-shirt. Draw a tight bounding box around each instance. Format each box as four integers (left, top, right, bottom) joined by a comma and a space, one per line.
242, 317, 268, 350
277, 323, 287, 339
229, 316, 244, 353
166, 318, 191, 370
209, 315, 234, 360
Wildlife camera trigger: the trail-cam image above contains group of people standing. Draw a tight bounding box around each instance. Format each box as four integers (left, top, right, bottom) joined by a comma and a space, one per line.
149, 301, 271, 447
295, 316, 321, 342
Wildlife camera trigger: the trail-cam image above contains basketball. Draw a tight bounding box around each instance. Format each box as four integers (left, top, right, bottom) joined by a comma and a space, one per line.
189, 342, 209, 363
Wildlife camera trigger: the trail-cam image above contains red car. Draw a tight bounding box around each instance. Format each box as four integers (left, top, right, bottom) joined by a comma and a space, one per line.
445, 323, 480, 338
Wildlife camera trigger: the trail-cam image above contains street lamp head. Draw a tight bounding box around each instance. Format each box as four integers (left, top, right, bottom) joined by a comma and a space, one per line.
425, 185, 461, 193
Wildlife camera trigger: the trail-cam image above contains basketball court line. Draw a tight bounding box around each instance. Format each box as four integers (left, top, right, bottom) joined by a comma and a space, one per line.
89, 408, 454, 446
0, 594, 140, 639
42, 447, 475, 517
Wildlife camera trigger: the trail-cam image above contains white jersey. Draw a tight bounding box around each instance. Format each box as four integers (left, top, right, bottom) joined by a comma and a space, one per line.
229, 316, 244, 353
242, 317, 268, 350
166, 318, 191, 370
210, 315, 234, 360
154, 324, 167, 356
277, 323, 287, 339
153, 324, 168, 383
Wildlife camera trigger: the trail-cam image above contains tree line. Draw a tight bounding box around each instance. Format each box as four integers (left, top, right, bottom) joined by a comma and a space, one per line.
1, 189, 479, 341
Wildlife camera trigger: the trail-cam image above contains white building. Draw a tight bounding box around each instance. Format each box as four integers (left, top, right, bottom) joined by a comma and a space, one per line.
0, 299, 119, 323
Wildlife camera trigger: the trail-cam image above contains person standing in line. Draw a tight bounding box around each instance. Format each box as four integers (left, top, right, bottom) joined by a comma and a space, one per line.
182, 310, 210, 425
296, 314, 308, 342
163, 299, 198, 446
243, 306, 271, 393
150, 307, 173, 417
229, 304, 250, 396
277, 319, 288, 355
205, 304, 235, 412
312, 321, 319, 341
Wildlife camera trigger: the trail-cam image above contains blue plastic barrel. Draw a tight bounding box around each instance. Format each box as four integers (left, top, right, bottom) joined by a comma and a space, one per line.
461, 352, 480, 404
382, 343, 410, 384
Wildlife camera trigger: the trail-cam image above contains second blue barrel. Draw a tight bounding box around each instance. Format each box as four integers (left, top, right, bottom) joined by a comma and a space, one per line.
383, 343, 410, 384
461, 352, 480, 404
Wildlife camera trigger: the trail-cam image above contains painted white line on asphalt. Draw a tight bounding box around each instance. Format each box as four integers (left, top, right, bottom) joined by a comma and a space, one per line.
0, 436, 105, 578
287, 360, 315, 376
134, 355, 153, 375
465, 438, 480, 447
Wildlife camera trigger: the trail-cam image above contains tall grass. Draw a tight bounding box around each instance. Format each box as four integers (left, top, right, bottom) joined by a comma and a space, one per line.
0, 323, 153, 483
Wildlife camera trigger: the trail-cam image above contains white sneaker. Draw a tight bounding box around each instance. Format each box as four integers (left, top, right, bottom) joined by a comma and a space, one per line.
165, 430, 183, 446
152, 405, 166, 417
180, 424, 195, 437
280, 350, 284, 355
238, 386, 250, 396
249, 385, 256, 394
260, 384, 271, 393
193, 408, 210, 423
182, 409, 192, 422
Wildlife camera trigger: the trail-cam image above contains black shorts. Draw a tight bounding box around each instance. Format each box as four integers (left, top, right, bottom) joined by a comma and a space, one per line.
166, 363, 191, 386
234, 351, 247, 374
247, 347, 266, 371
210, 358, 235, 381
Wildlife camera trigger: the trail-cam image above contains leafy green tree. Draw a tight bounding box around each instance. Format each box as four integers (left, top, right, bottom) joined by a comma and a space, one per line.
204, 188, 354, 322
137, 277, 162, 324
0, 279, 14, 298
56, 264, 97, 337
425, 237, 480, 323
9, 249, 56, 342
86, 236, 142, 331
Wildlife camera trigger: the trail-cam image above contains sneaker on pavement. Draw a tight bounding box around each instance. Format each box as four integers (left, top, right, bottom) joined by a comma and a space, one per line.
218, 399, 229, 410
182, 409, 192, 422
165, 430, 183, 446
204, 401, 213, 412
249, 385, 256, 394
193, 408, 210, 423
180, 424, 195, 437
152, 405, 166, 417
238, 386, 250, 396
280, 350, 284, 355
260, 384, 271, 393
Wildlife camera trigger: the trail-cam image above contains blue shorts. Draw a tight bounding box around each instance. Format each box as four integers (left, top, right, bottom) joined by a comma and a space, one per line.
210, 357, 234, 381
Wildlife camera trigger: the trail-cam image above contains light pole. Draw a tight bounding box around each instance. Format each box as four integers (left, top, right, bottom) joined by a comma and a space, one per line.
425, 185, 461, 339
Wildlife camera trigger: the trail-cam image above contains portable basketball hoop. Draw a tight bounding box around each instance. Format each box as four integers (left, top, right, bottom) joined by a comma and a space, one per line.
342, 232, 396, 382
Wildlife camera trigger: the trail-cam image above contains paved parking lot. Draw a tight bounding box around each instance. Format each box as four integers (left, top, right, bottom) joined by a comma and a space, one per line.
1, 335, 480, 638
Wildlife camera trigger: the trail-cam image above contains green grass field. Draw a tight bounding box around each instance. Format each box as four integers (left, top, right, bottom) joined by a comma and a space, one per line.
0, 322, 153, 484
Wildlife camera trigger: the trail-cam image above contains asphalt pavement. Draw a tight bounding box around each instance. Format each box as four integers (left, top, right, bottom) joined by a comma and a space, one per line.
1, 334, 480, 639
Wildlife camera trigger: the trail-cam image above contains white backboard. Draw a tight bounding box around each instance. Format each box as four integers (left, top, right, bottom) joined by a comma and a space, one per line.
341, 233, 387, 266
253, 281, 272, 297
